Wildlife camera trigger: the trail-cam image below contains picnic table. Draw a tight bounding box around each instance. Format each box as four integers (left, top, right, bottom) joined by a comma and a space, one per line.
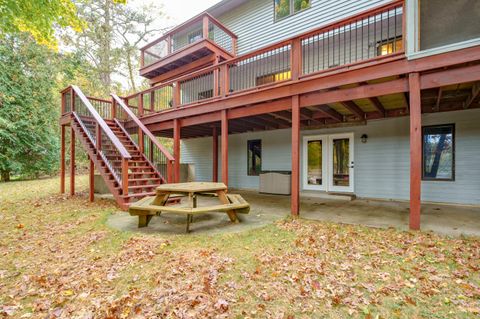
129, 182, 250, 233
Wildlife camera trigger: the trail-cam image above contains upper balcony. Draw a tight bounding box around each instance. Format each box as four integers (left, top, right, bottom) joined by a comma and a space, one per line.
140, 13, 238, 80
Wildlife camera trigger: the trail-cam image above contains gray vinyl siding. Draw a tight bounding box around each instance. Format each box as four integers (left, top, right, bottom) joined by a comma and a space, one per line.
181, 108, 480, 205
214, 0, 393, 55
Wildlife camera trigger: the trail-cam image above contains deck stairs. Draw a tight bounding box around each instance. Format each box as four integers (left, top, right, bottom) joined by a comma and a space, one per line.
64, 86, 175, 210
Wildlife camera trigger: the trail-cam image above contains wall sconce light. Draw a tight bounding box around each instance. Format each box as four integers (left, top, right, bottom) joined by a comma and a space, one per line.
361, 134, 368, 143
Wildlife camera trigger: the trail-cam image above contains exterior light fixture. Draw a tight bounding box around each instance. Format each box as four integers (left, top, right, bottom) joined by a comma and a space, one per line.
361, 134, 368, 143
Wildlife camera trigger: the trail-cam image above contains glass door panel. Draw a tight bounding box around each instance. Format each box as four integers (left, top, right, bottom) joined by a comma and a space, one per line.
332, 138, 350, 187
307, 140, 323, 186
328, 134, 354, 193
303, 136, 327, 191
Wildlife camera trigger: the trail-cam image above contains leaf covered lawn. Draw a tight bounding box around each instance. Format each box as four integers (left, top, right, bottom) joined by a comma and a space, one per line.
0, 177, 479, 318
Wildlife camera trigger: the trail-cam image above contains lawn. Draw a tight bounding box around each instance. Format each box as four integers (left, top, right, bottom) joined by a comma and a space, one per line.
0, 177, 479, 318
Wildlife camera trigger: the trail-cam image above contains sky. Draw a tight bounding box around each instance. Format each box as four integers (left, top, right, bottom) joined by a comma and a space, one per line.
130, 0, 223, 28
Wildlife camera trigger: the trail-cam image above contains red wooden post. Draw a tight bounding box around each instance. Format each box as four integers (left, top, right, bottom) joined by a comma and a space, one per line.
173, 119, 181, 183
221, 110, 228, 186
232, 37, 237, 56
212, 126, 218, 182
409, 73, 422, 230
138, 93, 144, 116
138, 94, 145, 152
96, 123, 102, 151
61, 92, 65, 114
167, 161, 174, 183
149, 139, 154, 163
70, 88, 75, 112
202, 15, 209, 39
60, 125, 66, 193
173, 81, 181, 107
291, 38, 302, 80
221, 64, 229, 97
213, 68, 220, 97
70, 126, 75, 196
291, 95, 300, 217
111, 98, 117, 119
89, 159, 94, 202
150, 91, 155, 112
122, 158, 129, 196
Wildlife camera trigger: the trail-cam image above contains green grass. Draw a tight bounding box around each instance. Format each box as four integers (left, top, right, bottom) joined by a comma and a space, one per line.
0, 176, 479, 318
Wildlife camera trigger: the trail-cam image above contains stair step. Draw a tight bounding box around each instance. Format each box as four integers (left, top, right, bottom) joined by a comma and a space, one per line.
128, 184, 160, 190
129, 172, 158, 176
121, 191, 157, 199
129, 178, 162, 182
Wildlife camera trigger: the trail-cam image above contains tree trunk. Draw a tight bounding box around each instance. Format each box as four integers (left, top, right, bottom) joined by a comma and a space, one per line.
99, 0, 112, 93
126, 48, 137, 91
1, 170, 10, 182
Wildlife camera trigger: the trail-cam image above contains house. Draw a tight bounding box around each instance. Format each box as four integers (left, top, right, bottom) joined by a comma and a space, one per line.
59, 0, 480, 230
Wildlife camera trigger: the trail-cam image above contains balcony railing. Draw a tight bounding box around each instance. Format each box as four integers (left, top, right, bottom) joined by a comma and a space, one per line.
140, 13, 238, 68
128, 1, 404, 117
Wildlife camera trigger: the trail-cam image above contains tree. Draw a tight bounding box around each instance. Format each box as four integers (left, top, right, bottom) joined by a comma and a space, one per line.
0, 35, 60, 181
62, 1, 164, 95
0, 0, 83, 49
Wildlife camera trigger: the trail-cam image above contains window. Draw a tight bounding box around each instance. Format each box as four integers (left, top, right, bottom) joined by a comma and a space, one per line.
198, 89, 213, 100
256, 70, 291, 86
188, 30, 203, 44
275, 0, 311, 21
247, 140, 262, 176
377, 37, 403, 56
422, 124, 455, 181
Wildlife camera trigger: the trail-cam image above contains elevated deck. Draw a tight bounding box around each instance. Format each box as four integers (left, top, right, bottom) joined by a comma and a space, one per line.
140, 13, 237, 81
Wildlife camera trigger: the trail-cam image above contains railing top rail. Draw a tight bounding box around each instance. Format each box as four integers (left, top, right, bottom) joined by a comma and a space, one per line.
141, 12, 237, 52
87, 96, 112, 104
130, 0, 404, 104
112, 94, 175, 162
71, 85, 131, 159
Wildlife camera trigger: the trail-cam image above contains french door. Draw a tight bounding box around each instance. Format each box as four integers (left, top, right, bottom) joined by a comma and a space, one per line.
303, 133, 354, 193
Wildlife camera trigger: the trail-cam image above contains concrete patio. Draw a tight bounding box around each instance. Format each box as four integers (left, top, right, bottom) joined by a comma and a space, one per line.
106, 190, 480, 237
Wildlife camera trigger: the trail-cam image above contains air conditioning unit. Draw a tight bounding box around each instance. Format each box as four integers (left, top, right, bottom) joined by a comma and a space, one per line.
259, 171, 291, 195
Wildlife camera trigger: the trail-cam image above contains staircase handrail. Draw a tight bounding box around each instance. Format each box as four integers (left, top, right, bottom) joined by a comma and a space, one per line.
72, 86, 132, 159
111, 94, 175, 162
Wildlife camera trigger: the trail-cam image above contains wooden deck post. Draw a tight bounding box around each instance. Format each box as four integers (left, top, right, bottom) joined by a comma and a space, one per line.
173, 119, 181, 183
212, 126, 218, 182
122, 158, 129, 196
202, 15, 209, 39
221, 110, 228, 186
291, 95, 300, 217
60, 125, 66, 194
409, 73, 422, 230
70, 126, 75, 196
89, 159, 94, 202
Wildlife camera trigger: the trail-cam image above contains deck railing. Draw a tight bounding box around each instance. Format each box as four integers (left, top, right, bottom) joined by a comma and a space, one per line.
126, 1, 405, 117
61, 86, 132, 192
140, 13, 238, 68
112, 94, 175, 183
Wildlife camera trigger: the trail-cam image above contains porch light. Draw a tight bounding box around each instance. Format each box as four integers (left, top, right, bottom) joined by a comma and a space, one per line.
361, 134, 368, 143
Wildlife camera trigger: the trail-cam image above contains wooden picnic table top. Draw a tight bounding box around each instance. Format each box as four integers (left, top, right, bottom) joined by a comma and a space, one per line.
156, 182, 228, 194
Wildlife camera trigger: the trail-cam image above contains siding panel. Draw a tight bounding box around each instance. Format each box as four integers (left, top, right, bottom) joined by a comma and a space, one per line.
182, 109, 480, 205
214, 0, 393, 55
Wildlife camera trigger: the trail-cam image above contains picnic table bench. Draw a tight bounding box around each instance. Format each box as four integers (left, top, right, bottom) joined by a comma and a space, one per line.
128, 182, 250, 233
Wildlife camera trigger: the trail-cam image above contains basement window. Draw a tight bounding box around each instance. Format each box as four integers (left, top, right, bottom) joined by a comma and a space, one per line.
247, 140, 262, 176
422, 124, 455, 181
